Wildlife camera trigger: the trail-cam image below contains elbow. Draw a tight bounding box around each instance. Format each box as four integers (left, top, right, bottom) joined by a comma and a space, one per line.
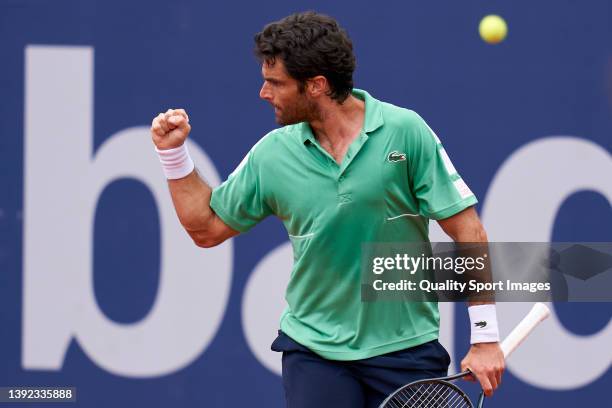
183, 213, 236, 248
193, 237, 221, 248
187, 228, 222, 249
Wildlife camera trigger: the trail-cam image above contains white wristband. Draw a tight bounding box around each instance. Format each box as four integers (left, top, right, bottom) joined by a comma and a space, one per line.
468, 304, 500, 344
156, 144, 195, 180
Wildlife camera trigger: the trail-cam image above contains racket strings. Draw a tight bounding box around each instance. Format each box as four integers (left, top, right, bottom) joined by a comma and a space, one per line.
384, 381, 472, 408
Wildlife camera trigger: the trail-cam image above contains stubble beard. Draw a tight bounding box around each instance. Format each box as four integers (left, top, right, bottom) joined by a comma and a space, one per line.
276, 94, 320, 126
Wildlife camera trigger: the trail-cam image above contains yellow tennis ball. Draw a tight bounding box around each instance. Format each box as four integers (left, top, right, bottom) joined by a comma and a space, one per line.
479, 15, 508, 44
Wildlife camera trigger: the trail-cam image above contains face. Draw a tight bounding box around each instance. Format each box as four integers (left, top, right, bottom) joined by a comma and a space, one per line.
259, 59, 317, 125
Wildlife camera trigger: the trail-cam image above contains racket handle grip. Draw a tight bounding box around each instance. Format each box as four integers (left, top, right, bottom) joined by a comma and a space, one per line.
500, 303, 550, 358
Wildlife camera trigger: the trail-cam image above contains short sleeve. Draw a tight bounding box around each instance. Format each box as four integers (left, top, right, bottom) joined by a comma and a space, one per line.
407, 114, 478, 220
210, 145, 272, 232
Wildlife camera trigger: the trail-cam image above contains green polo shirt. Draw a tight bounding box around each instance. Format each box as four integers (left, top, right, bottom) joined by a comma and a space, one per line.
210, 89, 477, 360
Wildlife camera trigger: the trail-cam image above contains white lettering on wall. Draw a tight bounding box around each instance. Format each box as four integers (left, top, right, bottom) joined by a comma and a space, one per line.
23, 45, 233, 378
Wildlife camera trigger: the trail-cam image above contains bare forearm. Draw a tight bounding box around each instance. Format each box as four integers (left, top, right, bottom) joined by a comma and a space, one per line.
452, 224, 492, 306
151, 109, 239, 248
438, 207, 493, 305
168, 169, 215, 232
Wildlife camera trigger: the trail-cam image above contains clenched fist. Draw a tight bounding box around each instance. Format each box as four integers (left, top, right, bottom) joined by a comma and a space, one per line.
151, 109, 192, 150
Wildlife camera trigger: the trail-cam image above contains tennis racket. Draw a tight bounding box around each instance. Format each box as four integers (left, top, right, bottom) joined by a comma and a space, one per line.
378, 302, 551, 408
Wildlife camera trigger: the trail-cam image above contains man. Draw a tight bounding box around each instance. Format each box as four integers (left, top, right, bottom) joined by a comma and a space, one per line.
150, 11, 504, 408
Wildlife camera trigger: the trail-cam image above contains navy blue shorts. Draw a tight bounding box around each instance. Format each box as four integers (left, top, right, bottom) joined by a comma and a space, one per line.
271, 331, 450, 408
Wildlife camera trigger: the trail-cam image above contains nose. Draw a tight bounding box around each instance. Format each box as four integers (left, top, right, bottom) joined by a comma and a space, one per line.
259, 81, 272, 101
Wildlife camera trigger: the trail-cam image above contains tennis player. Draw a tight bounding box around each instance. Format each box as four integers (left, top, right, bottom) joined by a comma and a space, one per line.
150, 11, 504, 408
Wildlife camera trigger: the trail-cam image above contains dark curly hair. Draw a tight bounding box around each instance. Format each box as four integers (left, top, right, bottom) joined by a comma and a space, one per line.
254, 11, 356, 103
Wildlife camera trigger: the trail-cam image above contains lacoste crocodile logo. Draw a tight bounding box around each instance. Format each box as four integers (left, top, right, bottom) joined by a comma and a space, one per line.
475, 321, 487, 328
387, 151, 406, 162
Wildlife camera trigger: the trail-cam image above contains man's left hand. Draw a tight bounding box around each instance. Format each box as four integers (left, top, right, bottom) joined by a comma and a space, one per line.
460, 342, 505, 397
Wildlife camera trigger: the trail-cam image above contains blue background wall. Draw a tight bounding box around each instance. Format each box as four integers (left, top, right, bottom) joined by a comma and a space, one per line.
1, 0, 610, 406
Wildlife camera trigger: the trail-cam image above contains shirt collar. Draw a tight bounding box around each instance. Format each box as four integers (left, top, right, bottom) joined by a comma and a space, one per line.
353, 88, 384, 133
301, 88, 384, 144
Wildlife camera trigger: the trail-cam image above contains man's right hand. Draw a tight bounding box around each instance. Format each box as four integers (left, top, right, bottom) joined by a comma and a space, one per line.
151, 108, 192, 150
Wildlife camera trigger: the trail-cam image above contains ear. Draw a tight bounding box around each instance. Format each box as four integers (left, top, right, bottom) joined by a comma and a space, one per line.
307, 75, 329, 98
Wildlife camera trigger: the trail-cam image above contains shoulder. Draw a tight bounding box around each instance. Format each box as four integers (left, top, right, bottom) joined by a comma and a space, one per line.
233, 124, 303, 175
249, 124, 302, 160
378, 102, 440, 146
380, 102, 425, 131
228, 124, 303, 179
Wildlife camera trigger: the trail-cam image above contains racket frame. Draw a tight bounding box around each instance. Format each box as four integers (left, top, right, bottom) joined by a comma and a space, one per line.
378, 303, 551, 408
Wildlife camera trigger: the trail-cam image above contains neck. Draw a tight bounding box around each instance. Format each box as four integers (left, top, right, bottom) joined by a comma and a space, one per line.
308, 95, 365, 146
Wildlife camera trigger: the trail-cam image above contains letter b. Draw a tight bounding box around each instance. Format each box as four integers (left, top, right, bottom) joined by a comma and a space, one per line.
22, 46, 232, 377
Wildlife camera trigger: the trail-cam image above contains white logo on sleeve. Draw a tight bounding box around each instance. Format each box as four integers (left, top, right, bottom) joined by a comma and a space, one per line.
453, 179, 474, 199
439, 148, 457, 176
